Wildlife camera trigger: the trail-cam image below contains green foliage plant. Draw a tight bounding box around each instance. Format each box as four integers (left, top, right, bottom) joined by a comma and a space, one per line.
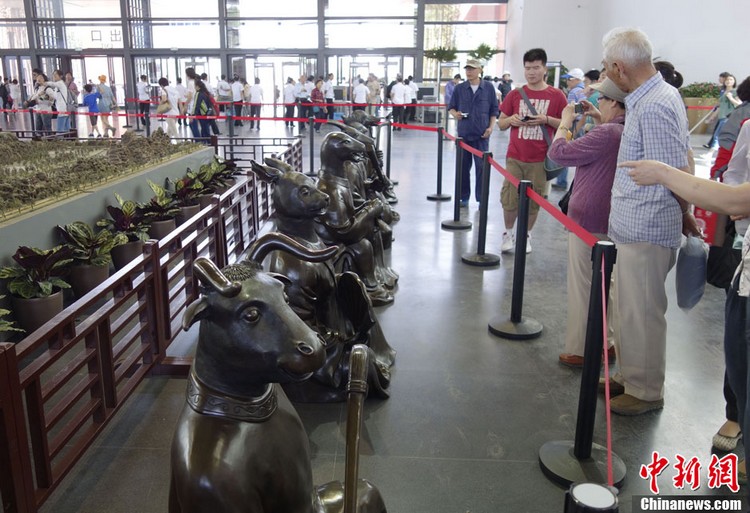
56, 221, 128, 267
468, 43, 501, 62
97, 193, 150, 242
170, 171, 205, 207
0, 296, 24, 333
679, 82, 721, 98
0, 246, 73, 299
143, 180, 181, 221
424, 46, 458, 63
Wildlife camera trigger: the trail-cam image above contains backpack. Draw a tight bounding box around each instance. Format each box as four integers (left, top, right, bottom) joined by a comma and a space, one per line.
64, 86, 77, 112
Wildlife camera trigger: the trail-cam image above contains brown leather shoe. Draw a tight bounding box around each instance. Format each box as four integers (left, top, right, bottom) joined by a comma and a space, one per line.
559, 348, 617, 368
598, 377, 625, 396
558, 353, 584, 367
610, 394, 664, 416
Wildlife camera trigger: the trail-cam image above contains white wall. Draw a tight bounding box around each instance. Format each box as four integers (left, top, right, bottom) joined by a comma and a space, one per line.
504, 0, 744, 86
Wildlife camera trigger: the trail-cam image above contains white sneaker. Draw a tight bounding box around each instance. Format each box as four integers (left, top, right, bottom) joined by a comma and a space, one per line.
501, 232, 515, 253
526, 234, 532, 254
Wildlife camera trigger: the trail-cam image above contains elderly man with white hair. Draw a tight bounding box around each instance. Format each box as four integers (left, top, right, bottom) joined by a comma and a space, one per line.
599, 27, 701, 415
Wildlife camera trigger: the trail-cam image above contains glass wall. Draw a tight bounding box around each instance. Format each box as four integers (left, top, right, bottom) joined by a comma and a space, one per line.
0, 0, 26, 18
325, 0, 416, 17
34, 0, 122, 19
227, 20, 318, 50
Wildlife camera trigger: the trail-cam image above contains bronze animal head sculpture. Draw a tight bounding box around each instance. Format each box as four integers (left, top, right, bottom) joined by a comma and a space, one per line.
320, 131, 367, 173
170, 235, 386, 513
252, 157, 330, 221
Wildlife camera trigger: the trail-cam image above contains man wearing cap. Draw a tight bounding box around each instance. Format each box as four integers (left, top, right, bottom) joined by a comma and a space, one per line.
498, 48, 567, 253
447, 59, 499, 207
553, 67, 587, 189
498, 71, 513, 102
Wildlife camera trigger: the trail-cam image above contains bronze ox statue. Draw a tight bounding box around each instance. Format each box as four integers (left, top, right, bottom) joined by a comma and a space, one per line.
315, 132, 398, 305
249, 158, 395, 402
169, 238, 387, 513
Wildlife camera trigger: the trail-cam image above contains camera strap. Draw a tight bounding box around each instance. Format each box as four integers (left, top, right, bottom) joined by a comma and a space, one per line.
519, 87, 553, 148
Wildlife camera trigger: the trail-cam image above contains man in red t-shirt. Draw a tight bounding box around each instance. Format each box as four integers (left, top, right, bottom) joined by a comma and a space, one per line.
498, 48, 567, 253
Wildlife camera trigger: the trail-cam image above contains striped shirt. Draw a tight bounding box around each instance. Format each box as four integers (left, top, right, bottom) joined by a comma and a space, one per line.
609, 72, 690, 249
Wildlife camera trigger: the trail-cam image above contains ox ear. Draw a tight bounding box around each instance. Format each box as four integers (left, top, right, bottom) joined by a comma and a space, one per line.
183, 297, 209, 330
266, 272, 293, 290
249, 160, 281, 184
264, 157, 293, 174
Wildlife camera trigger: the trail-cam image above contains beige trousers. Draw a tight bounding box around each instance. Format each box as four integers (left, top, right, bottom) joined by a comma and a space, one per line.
564, 232, 617, 355
612, 242, 677, 401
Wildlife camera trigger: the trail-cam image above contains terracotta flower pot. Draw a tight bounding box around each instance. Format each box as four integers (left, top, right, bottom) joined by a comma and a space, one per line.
148, 219, 177, 240
176, 204, 201, 226
69, 263, 111, 298
111, 240, 145, 270
198, 195, 215, 210
11, 290, 64, 334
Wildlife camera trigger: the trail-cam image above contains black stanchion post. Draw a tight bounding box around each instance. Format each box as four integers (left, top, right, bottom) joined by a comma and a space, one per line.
427, 126, 451, 201
441, 137, 471, 231
145, 114, 151, 137
228, 111, 234, 138
488, 180, 542, 339
123, 100, 132, 128
307, 116, 316, 177
134, 102, 143, 132
210, 135, 219, 155
538, 241, 626, 489
388, 121, 398, 186
462, 152, 500, 266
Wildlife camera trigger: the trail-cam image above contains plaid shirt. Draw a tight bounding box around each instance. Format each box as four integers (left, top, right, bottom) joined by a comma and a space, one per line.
609, 72, 690, 249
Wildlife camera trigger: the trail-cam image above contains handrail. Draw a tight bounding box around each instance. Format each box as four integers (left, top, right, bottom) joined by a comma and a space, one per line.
0, 139, 297, 513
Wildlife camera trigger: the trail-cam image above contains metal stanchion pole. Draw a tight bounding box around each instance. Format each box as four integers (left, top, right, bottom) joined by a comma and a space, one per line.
539, 242, 626, 489
123, 100, 132, 128
441, 137, 471, 231
488, 180, 542, 339
461, 152, 500, 266
385, 121, 392, 181
427, 126, 451, 201
307, 116, 316, 177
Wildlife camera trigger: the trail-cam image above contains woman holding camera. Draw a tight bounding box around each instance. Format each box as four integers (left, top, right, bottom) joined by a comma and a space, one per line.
547, 78, 627, 368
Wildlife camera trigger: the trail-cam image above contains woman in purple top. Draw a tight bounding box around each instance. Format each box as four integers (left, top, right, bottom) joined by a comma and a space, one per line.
547, 78, 626, 368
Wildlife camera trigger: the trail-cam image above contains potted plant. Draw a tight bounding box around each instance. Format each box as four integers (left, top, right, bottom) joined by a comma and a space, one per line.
468, 43, 501, 63
0, 246, 73, 333
170, 171, 205, 225
57, 221, 128, 297
424, 46, 458, 64
0, 295, 24, 337
679, 82, 721, 135
97, 193, 150, 269
143, 180, 180, 239
195, 159, 242, 207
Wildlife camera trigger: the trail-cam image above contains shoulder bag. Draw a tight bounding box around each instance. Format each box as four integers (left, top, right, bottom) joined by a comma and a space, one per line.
519, 87, 566, 180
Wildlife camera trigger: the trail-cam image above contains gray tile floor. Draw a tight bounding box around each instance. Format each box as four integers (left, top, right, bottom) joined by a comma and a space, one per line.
3, 112, 739, 512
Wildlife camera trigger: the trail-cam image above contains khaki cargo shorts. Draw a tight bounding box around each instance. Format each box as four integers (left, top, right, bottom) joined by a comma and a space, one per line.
500, 158, 547, 214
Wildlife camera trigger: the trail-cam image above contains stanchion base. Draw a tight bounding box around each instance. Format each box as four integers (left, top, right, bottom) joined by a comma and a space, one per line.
461, 253, 500, 267
123, 124, 133, 128
133, 128, 144, 132
488, 315, 542, 340
391, 180, 399, 186
441, 219, 472, 231
539, 440, 626, 489
427, 194, 451, 202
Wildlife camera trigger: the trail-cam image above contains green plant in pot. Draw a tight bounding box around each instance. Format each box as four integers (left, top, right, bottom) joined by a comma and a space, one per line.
468, 43, 501, 63
56, 221, 128, 297
170, 171, 205, 225
97, 193, 150, 270
0, 295, 24, 336
143, 180, 180, 239
0, 246, 73, 334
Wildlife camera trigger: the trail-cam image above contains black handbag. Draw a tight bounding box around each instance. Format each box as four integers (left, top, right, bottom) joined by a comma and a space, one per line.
558, 179, 574, 215
707, 219, 742, 289
519, 87, 566, 180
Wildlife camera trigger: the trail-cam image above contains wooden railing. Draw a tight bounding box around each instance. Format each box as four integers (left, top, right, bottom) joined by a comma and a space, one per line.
0, 139, 293, 513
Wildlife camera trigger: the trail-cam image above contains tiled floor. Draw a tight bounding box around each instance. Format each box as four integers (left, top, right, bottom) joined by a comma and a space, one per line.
2, 112, 739, 512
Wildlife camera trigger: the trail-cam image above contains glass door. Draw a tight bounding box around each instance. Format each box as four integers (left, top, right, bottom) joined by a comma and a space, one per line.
253, 61, 276, 118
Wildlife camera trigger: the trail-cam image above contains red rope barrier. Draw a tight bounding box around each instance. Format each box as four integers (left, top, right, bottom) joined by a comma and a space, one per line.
391, 123, 438, 132
487, 157, 599, 248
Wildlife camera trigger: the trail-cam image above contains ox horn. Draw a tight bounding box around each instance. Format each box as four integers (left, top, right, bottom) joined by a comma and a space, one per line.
247, 233, 339, 265
193, 257, 242, 297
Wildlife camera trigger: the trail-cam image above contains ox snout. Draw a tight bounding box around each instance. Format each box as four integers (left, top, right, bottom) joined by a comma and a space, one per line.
279, 332, 326, 381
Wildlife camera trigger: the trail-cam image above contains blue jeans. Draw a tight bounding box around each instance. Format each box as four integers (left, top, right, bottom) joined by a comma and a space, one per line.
460, 137, 489, 202
723, 277, 749, 499
708, 117, 728, 148
555, 167, 569, 187
56, 115, 70, 133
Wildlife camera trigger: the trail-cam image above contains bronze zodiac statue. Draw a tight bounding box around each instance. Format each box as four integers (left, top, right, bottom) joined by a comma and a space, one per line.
169, 238, 387, 513
249, 158, 395, 402
315, 132, 397, 305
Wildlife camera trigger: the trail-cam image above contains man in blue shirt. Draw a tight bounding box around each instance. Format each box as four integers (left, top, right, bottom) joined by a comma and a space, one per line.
448, 60, 499, 207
